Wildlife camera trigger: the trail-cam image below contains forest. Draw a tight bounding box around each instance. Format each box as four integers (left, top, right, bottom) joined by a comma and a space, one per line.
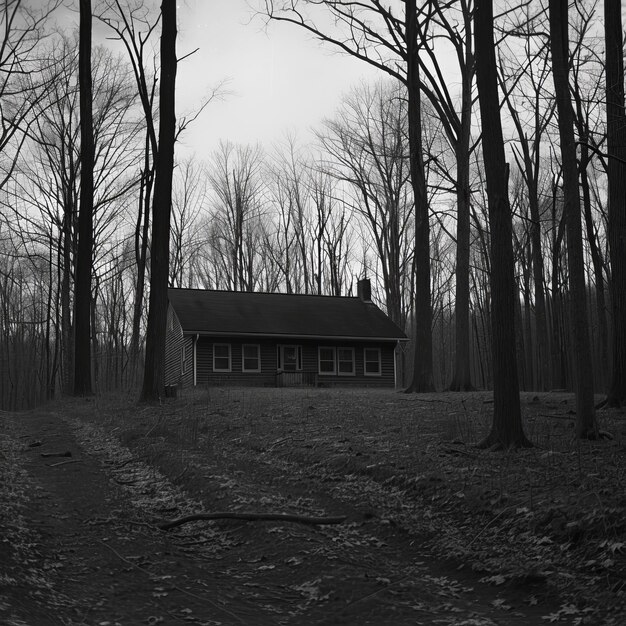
0, 1, 625, 443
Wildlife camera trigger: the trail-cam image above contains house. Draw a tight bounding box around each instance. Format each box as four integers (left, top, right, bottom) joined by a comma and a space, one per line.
165, 279, 407, 389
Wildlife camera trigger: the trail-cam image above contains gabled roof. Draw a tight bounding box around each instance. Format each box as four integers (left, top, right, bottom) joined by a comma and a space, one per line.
168, 288, 406, 341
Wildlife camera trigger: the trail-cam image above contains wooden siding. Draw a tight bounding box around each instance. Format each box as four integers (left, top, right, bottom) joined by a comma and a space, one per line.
164, 305, 184, 386
306, 340, 395, 388
197, 337, 278, 387
276, 371, 318, 387
181, 335, 194, 388
191, 336, 397, 388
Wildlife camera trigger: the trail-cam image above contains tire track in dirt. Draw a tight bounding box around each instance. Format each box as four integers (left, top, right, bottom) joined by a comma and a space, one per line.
2, 409, 266, 625
201, 440, 561, 625
2, 405, 568, 625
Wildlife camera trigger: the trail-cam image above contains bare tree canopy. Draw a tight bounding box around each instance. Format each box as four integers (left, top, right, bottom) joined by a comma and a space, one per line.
0, 0, 619, 453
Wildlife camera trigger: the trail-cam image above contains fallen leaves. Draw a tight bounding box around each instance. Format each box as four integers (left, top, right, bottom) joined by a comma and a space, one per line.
0, 423, 74, 618
6, 389, 623, 624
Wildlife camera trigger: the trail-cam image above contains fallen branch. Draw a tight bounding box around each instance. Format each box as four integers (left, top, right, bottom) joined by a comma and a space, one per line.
538, 413, 574, 421
112, 477, 141, 486
114, 458, 137, 470
172, 465, 190, 483
48, 459, 80, 468
158, 512, 347, 531
41, 451, 72, 458
267, 436, 296, 452
440, 446, 479, 459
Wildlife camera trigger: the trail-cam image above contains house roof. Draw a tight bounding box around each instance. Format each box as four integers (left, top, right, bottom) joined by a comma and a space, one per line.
168, 288, 407, 341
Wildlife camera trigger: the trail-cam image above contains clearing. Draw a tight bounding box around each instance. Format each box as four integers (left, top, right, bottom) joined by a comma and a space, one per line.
1, 388, 625, 625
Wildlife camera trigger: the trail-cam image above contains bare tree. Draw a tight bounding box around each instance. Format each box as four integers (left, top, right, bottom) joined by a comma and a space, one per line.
170, 157, 207, 288
140, 0, 177, 402
548, 0, 597, 438
0, 244, 57, 408
207, 141, 265, 292
318, 81, 413, 327
499, 13, 554, 392
569, 4, 610, 392
309, 167, 353, 296
0, 1, 63, 404
266, 137, 314, 294
262, 0, 435, 390
474, 0, 531, 448
97, 0, 160, 385
73, 0, 95, 396
421, 0, 476, 392
5, 34, 140, 395
604, 0, 626, 407
0, 0, 62, 188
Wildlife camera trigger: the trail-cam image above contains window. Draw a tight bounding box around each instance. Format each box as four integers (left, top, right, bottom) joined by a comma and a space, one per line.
278, 345, 302, 371
213, 343, 231, 372
318, 347, 336, 375
181, 345, 186, 374
337, 348, 355, 375
242, 344, 261, 372
318, 347, 355, 376
364, 348, 382, 376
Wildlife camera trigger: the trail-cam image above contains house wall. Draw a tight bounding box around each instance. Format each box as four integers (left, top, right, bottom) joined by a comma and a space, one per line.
164, 305, 184, 386
193, 336, 397, 388
164, 306, 196, 388
197, 338, 278, 387
181, 335, 194, 388
303, 339, 395, 388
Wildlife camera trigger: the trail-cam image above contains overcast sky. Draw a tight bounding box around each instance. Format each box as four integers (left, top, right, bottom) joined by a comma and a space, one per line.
173, 0, 382, 158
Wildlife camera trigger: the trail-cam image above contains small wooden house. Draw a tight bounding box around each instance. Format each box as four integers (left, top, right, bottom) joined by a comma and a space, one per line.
165, 280, 407, 389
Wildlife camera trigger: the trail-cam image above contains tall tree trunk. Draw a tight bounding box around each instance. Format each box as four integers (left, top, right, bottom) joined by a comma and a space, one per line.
449, 26, 474, 392
405, 0, 434, 392
571, 69, 610, 392
129, 156, 154, 387
528, 183, 550, 391
579, 149, 609, 388
604, 0, 626, 407
140, 0, 177, 402
549, 180, 567, 389
515, 139, 550, 391
474, 0, 530, 448
46, 240, 58, 399
90, 278, 99, 391
549, 0, 597, 437
73, 0, 94, 396
60, 210, 73, 394
449, 146, 472, 391
520, 246, 534, 390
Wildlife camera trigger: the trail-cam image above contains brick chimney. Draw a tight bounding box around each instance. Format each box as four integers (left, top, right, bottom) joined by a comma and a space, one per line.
357, 278, 371, 302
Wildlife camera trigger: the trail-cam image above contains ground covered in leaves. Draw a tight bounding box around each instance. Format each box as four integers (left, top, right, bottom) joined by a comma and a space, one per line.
1, 388, 625, 624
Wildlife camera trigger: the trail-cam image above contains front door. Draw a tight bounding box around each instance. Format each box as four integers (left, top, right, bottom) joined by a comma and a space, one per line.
278, 344, 302, 372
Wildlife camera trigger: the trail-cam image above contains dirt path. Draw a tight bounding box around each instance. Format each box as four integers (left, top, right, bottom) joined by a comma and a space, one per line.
2, 406, 569, 624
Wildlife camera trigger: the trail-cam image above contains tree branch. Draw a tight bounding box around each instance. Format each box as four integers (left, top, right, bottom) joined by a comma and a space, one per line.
158, 511, 347, 530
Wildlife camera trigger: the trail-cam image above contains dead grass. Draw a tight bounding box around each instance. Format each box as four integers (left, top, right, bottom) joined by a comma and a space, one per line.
80, 386, 626, 617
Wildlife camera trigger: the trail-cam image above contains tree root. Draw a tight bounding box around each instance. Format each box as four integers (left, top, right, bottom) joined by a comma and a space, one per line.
474, 435, 533, 451
158, 512, 347, 531
577, 429, 613, 441
596, 396, 626, 410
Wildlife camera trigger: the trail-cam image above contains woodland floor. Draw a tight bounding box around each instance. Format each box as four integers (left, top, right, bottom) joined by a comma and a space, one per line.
1, 388, 625, 625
